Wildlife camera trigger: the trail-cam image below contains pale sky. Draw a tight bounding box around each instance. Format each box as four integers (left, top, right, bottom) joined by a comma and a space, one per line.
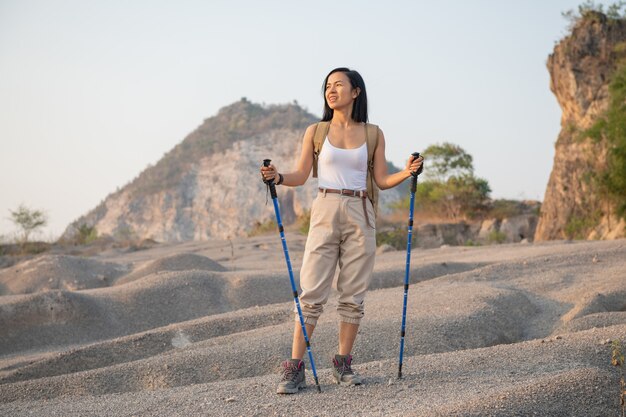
0, 0, 596, 239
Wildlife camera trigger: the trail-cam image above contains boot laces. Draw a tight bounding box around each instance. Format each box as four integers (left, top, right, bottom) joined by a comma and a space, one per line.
281, 361, 300, 382
335, 356, 354, 376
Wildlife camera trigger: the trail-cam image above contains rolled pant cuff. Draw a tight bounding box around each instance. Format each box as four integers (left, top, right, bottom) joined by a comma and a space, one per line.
298, 315, 319, 326
339, 315, 362, 325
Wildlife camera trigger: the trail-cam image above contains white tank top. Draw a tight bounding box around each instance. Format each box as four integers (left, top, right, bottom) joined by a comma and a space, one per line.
317, 137, 367, 190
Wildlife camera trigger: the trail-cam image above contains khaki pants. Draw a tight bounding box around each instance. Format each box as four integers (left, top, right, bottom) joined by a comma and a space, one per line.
298, 192, 376, 326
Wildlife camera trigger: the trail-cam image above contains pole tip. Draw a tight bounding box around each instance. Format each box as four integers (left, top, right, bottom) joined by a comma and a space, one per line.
313, 377, 322, 393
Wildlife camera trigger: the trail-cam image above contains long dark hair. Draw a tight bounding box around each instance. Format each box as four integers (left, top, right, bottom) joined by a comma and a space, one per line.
321, 67, 368, 123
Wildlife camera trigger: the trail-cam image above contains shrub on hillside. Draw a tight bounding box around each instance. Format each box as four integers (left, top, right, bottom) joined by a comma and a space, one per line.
487, 230, 507, 244
583, 44, 626, 223
248, 219, 278, 237
76, 224, 98, 245
562, 1, 626, 28
486, 199, 540, 220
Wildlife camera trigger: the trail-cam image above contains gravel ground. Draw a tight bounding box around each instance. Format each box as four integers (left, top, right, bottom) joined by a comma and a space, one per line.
0, 237, 624, 416
0, 326, 622, 416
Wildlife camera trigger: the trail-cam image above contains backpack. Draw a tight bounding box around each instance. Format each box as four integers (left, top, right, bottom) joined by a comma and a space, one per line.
311, 121, 380, 216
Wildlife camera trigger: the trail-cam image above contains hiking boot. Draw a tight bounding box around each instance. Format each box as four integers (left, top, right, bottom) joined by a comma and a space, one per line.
332, 354, 363, 386
276, 359, 306, 394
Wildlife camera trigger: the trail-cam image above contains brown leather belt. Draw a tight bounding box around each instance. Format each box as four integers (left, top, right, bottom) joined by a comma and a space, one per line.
318, 188, 373, 228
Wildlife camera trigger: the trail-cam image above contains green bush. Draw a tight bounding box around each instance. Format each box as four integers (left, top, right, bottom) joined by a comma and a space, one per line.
248, 219, 278, 237
488, 199, 525, 220
487, 230, 507, 244
21, 242, 49, 255
393, 175, 490, 220
376, 227, 408, 249
297, 210, 311, 235
583, 59, 626, 220
113, 225, 137, 242
76, 224, 98, 245
565, 213, 601, 239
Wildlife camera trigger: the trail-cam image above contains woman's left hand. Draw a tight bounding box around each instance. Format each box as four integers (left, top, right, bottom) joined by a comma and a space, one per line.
405, 154, 424, 176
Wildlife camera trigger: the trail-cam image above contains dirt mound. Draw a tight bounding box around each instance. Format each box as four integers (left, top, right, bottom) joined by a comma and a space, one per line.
115, 253, 226, 285
0, 303, 292, 384
0, 255, 127, 295
565, 312, 626, 332
0, 280, 537, 391
0, 271, 223, 356
563, 287, 626, 322
0, 269, 298, 356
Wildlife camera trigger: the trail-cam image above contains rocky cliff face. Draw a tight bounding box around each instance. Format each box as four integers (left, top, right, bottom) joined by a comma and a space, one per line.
536, 13, 626, 240
65, 100, 402, 241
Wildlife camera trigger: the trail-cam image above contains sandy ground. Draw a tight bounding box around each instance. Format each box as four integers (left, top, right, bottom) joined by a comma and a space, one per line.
0, 235, 625, 416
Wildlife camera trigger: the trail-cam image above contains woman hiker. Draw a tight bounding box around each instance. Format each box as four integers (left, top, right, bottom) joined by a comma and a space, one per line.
260, 67, 424, 394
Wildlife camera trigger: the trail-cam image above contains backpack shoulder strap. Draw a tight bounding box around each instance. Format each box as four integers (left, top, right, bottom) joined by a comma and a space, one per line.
365, 123, 380, 217
365, 123, 379, 169
312, 121, 330, 178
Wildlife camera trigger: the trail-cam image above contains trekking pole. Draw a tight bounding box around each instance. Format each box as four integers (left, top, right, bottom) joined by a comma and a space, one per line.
262, 159, 322, 393
398, 152, 422, 379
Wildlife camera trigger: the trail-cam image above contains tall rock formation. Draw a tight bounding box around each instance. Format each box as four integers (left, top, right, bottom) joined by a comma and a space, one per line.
536, 13, 626, 240
64, 99, 402, 241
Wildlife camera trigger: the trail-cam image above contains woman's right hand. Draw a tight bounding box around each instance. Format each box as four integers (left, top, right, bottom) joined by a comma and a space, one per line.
260, 163, 279, 183
406, 154, 424, 176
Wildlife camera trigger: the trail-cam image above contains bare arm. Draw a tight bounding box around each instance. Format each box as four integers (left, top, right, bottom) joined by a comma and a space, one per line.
260, 124, 316, 187
372, 128, 424, 190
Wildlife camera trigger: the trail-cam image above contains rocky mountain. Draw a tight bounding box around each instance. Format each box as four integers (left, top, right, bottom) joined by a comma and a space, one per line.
536, 12, 626, 240
64, 99, 403, 241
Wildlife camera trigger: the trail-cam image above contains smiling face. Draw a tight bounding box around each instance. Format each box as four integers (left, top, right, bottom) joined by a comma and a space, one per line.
325, 71, 360, 111
321, 67, 368, 123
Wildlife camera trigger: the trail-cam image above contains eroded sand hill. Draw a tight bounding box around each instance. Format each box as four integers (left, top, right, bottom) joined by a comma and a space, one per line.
0, 236, 624, 416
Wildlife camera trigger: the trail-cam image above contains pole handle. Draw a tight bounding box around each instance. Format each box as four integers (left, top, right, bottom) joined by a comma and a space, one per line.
262, 159, 278, 199
410, 152, 422, 177
263, 159, 273, 182
410, 152, 421, 192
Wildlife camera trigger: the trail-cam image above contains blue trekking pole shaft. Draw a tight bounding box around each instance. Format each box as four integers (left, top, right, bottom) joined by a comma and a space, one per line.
263, 159, 321, 393
398, 152, 421, 379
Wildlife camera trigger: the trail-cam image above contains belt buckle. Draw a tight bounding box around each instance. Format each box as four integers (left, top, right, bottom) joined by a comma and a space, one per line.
340, 189, 352, 196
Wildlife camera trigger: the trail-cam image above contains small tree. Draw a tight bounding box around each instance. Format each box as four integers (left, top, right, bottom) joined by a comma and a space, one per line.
8, 204, 48, 246
393, 142, 491, 220
562, 1, 626, 27
422, 142, 474, 182
445, 174, 491, 219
